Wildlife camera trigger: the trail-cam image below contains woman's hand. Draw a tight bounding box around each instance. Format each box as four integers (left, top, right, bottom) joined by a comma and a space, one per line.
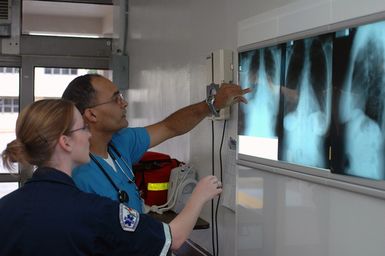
191, 175, 222, 203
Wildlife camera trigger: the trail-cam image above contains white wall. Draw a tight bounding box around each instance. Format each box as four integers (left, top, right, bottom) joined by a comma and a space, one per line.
126, 0, 385, 255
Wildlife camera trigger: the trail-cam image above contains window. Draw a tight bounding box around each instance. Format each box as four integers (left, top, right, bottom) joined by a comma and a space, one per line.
0, 182, 19, 198
44, 68, 78, 76
0, 67, 18, 73
0, 67, 19, 179
35, 67, 112, 100
0, 97, 19, 113
0, 66, 19, 197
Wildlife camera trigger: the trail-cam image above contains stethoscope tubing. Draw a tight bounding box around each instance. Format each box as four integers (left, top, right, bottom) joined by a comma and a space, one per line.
90, 143, 138, 203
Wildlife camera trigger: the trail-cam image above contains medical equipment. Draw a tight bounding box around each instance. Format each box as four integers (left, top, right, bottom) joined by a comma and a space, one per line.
90, 143, 139, 204
148, 164, 197, 214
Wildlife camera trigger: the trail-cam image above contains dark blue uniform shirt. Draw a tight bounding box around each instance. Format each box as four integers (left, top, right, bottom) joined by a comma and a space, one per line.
0, 167, 172, 256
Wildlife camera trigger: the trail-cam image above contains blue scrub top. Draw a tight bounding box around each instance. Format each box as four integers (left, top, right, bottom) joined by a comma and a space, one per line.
0, 167, 171, 256
72, 127, 150, 212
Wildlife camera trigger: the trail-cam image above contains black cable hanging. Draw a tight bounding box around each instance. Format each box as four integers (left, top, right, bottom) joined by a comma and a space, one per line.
211, 119, 216, 256
215, 119, 226, 256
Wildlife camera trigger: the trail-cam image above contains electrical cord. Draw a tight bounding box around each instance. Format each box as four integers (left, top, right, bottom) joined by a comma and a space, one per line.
215, 119, 227, 256
211, 119, 216, 256
210, 118, 227, 256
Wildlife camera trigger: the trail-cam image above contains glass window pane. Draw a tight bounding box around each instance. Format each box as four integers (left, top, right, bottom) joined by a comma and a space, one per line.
0, 67, 19, 173
0, 182, 19, 198
34, 68, 112, 100
61, 68, 69, 75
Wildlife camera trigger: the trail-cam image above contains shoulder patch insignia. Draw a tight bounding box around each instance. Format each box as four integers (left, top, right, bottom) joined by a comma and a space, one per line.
119, 203, 140, 232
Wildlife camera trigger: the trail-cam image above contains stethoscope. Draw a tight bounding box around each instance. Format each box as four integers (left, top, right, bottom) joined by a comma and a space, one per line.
89, 143, 138, 204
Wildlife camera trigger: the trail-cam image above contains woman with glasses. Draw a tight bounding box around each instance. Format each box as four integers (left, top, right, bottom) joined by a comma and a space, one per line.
0, 99, 222, 256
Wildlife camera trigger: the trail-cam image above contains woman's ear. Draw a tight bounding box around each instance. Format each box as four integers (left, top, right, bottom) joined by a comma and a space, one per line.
58, 135, 72, 152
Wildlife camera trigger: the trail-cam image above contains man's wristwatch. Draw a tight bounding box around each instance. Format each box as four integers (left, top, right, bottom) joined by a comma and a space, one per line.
206, 95, 220, 117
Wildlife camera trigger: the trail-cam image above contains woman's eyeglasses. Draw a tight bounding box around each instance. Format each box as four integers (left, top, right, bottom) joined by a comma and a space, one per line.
67, 124, 89, 134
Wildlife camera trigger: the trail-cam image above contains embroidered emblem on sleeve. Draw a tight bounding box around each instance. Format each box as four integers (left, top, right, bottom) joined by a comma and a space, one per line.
119, 203, 140, 232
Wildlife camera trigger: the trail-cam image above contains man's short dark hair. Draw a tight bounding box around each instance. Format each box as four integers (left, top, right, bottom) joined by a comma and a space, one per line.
62, 74, 102, 114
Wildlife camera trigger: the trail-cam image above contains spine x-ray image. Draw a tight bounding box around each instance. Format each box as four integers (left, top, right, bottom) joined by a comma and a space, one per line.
333, 21, 385, 180
238, 46, 282, 138
279, 35, 333, 169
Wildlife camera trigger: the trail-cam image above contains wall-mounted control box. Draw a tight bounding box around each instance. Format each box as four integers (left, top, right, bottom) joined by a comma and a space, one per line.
206, 49, 234, 120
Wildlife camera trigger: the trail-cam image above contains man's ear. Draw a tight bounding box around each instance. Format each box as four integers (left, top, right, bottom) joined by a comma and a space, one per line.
83, 108, 97, 122
58, 135, 72, 152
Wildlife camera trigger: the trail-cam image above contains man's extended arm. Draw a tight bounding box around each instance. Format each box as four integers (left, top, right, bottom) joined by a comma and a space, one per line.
146, 83, 251, 148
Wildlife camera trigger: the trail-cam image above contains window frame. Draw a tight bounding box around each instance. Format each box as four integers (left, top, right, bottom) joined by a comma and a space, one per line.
0, 35, 111, 189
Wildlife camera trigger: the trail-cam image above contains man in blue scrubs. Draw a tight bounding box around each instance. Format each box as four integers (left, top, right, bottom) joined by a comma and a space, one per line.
62, 74, 249, 212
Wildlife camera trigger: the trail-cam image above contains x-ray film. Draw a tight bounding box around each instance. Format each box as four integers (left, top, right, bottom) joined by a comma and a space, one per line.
332, 20, 385, 180
279, 34, 333, 169
238, 46, 282, 160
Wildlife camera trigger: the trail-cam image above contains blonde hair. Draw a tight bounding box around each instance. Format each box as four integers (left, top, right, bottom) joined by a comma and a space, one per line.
2, 99, 75, 169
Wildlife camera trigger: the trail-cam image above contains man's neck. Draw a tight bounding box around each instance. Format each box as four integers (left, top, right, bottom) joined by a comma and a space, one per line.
89, 131, 113, 159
